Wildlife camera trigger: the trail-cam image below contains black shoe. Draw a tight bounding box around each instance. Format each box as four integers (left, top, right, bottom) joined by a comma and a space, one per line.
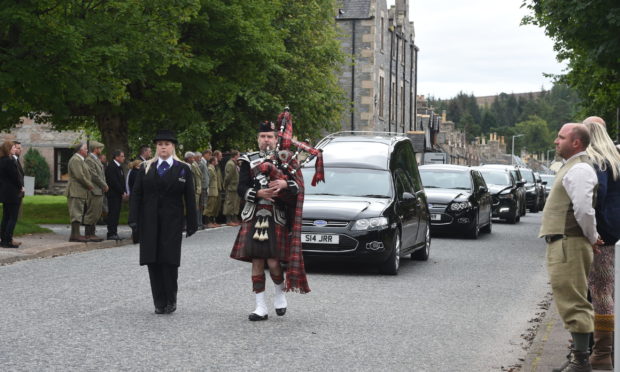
107, 234, 121, 240
164, 303, 176, 314
154, 307, 165, 314
1, 242, 19, 248
248, 313, 268, 321
275, 308, 287, 316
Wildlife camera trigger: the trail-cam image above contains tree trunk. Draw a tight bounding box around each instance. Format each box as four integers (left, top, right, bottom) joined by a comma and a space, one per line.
96, 113, 130, 161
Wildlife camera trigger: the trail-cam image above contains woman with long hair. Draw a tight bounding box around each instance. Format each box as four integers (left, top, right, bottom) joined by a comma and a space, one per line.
584, 119, 620, 370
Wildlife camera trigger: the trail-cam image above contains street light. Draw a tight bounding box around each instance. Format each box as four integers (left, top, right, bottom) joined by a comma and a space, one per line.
511, 134, 524, 165
546, 149, 555, 167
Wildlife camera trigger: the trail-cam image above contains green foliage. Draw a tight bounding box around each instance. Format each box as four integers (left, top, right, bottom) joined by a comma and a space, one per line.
0, 0, 345, 154
522, 0, 620, 139
514, 115, 555, 154
23, 148, 50, 189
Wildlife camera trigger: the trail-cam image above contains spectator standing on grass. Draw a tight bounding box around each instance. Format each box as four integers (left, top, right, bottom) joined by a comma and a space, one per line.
583, 119, 620, 370
84, 141, 108, 242
0, 141, 24, 248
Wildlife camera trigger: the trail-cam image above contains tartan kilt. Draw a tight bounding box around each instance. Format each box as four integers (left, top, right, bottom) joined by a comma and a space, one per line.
230, 205, 289, 262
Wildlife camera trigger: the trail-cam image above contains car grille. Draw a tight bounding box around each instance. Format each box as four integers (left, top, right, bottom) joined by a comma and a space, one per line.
428, 203, 448, 211
302, 234, 358, 253
302, 219, 350, 228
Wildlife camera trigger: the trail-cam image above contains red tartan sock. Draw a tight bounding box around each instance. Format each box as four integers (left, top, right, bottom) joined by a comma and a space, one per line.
252, 274, 266, 293
270, 272, 284, 285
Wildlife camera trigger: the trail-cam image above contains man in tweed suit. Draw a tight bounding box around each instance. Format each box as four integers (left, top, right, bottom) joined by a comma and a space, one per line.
66, 143, 94, 242
84, 141, 108, 242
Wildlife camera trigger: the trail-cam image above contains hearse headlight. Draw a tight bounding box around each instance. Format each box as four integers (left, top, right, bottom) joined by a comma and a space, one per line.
352, 217, 389, 230
450, 201, 472, 211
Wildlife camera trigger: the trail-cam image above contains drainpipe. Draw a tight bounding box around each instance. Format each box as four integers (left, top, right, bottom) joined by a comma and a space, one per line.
350, 20, 356, 131
394, 31, 399, 132
388, 26, 394, 133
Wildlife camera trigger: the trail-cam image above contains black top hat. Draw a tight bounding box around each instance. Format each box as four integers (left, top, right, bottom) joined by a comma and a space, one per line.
258, 121, 275, 133
152, 129, 178, 144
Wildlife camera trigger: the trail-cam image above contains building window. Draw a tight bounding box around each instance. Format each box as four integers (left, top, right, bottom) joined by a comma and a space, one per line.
379, 76, 385, 118
391, 81, 396, 121
401, 85, 406, 126
401, 40, 406, 65
54, 147, 73, 182
380, 18, 385, 51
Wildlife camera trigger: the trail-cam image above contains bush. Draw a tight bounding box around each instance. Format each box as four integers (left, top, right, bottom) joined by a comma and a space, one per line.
23, 148, 50, 189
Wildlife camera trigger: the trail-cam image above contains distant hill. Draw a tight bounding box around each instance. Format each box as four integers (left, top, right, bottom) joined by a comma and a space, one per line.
475, 91, 543, 107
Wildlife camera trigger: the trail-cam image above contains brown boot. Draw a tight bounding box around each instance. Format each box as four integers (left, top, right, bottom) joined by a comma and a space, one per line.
69, 222, 88, 242
85, 225, 104, 242
553, 350, 592, 372
590, 330, 613, 370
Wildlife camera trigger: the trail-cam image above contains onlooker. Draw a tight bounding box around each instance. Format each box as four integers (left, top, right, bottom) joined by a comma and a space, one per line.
205, 156, 220, 228
11, 141, 24, 246
105, 150, 127, 240
223, 150, 241, 226
185, 152, 203, 230
0, 141, 24, 248
66, 143, 94, 242
84, 141, 108, 242
584, 119, 620, 370
126, 159, 142, 196
128, 129, 197, 314
214, 150, 224, 221
539, 123, 602, 371
138, 145, 152, 162
201, 150, 212, 223
194, 151, 208, 229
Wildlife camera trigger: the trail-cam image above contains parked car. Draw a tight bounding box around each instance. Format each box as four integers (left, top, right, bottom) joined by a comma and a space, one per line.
480, 164, 527, 216
300, 132, 431, 275
475, 167, 523, 224
539, 174, 555, 199
517, 167, 544, 213
534, 172, 547, 209
418, 164, 492, 239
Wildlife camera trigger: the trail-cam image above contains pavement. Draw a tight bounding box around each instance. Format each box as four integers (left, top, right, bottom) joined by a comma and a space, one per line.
0, 224, 609, 371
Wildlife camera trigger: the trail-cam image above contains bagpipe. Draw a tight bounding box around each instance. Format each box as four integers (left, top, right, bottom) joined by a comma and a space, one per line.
253, 107, 324, 188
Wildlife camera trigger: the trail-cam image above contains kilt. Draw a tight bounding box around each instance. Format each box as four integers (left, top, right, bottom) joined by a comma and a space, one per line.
230, 204, 288, 261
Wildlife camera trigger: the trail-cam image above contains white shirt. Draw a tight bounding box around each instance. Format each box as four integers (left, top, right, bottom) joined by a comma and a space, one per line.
113, 159, 121, 167
156, 157, 174, 169
561, 151, 599, 244
76, 153, 85, 161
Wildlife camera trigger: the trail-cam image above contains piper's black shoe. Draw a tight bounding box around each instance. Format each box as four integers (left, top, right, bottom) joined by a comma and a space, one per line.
275, 308, 287, 316
154, 307, 165, 314
248, 313, 268, 321
164, 303, 176, 314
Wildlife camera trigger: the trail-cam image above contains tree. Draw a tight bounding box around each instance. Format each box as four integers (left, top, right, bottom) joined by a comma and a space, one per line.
514, 115, 554, 155
522, 0, 620, 139
23, 148, 50, 189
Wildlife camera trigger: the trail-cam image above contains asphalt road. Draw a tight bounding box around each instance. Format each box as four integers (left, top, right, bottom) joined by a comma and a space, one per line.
0, 213, 549, 371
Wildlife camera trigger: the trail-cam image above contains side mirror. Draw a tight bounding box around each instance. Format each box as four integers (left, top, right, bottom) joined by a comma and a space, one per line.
402, 192, 415, 200
542, 181, 547, 185
479, 186, 488, 193
517, 181, 525, 187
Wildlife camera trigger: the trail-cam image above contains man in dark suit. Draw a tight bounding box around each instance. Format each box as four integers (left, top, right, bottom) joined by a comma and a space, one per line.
0, 141, 24, 248
105, 150, 127, 240
128, 130, 197, 314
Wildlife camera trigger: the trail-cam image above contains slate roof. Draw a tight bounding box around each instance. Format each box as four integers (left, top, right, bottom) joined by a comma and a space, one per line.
337, 0, 373, 19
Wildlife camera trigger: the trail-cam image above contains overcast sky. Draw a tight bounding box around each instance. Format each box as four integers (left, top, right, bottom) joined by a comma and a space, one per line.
389, 0, 567, 99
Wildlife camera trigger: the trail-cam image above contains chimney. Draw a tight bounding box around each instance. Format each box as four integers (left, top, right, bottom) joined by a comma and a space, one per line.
442, 110, 447, 122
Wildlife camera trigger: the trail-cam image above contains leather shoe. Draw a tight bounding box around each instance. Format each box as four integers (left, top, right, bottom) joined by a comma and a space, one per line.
107, 234, 121, 240
154, 307, 165, 314
164, 303, 176, 314
86, 235, 104, 242
248, 313, 268, 321
1, 242, 19, 248
275, 308, 287, 316
11, 240, 22, 246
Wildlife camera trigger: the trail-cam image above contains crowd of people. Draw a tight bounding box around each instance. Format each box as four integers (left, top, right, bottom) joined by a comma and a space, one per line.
541, 116, 620, 372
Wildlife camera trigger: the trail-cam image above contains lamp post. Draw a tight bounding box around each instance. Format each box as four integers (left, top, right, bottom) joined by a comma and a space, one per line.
546, 149, 555, 167
511, 134, 524, 165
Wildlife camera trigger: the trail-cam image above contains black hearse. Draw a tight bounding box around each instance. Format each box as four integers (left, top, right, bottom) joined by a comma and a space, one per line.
300, 132, 431, 275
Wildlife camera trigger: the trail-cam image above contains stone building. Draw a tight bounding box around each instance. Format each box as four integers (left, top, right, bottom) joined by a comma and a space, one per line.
0, 117, 85, 189
336, 0, 418, 133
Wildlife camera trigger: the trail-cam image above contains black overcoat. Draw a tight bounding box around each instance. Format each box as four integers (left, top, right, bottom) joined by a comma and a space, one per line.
128, 159, 197, 266
0, 156, 23, 204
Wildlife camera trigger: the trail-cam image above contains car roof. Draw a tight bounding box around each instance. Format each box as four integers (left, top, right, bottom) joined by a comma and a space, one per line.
480, 164, 521, 171
309, 132, 413, 170
419, 164, 471, 172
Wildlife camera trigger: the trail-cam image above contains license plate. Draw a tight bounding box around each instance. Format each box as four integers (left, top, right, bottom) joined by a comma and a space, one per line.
302, 233, 339, 244
431, 214, 442, 221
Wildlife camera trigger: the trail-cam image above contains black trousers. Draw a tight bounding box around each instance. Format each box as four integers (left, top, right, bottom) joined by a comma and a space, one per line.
1, 202, 20, 244
106, 194, 122, 236
147, 264, 178, 309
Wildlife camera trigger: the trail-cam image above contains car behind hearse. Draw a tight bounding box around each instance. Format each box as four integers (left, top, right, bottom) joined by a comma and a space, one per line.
300, 132, 431, 275
418, 164, 492, 238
